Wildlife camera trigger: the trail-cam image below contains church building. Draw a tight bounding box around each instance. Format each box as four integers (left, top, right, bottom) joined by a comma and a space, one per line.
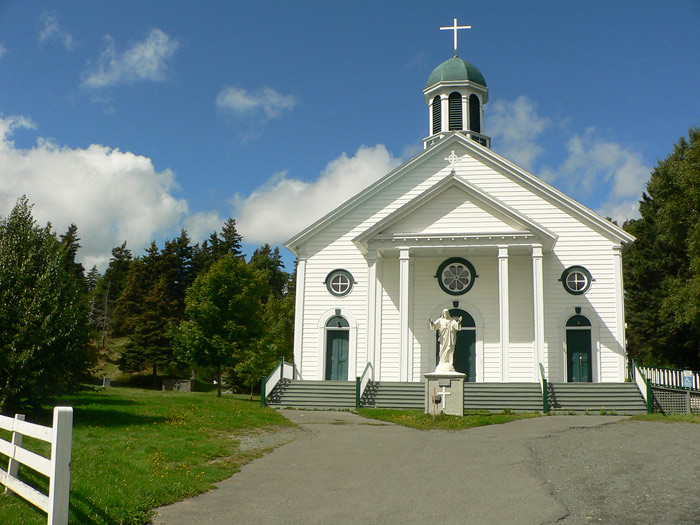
284, 21, 634, 386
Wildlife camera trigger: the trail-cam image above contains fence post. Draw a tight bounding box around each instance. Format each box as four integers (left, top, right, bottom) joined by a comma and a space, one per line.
646, 381, 653, 414
4, 414, 25, 495
356, 377, 361, 409
48, 407, 73, 525
260, 376, 267, 407
687, 390, 692, 415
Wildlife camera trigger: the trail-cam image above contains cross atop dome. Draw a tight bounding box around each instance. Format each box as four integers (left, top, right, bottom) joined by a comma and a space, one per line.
440, 17, 471, 57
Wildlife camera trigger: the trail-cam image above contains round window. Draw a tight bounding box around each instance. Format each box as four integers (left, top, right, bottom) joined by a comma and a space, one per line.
436, 257, 477, 295
561, 266, 592, 295
325, 269, 354, 297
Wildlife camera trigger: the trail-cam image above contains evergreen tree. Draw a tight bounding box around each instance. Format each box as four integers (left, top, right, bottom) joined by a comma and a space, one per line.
624, 127, 700, 369
99, 242, 133, 336
248, 244, 287, 299
59, 223, 86, 287
0, 197, 92, 413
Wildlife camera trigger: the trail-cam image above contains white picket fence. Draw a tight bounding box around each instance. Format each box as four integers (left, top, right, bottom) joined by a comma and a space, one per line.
640, 366, 700, 390
0, 407, 73, 525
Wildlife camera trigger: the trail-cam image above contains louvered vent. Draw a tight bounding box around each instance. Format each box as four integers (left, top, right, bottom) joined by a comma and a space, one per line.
448, 92, 462, 130
469, 94, 481, 133
432, 96, 441, 134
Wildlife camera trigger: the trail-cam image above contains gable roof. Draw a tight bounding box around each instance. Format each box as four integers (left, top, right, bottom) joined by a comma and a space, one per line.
352, 171, 558, 253
285, 132, 635, 255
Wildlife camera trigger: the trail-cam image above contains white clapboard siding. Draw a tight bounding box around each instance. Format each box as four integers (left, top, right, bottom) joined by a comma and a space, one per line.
293, 138, 627, 383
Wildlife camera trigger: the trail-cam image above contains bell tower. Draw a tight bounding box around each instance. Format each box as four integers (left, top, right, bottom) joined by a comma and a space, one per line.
423, 18, 490, 149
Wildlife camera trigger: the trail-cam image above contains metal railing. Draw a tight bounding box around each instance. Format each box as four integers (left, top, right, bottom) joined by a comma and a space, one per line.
260, 358, 296, 406
538, 363, 549, 414
356, 362, 374, 409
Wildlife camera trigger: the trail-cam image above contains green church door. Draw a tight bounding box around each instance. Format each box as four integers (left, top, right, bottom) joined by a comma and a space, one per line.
326, 330, 349, 381
436, 309, 476, 382
566, 329, 592, 382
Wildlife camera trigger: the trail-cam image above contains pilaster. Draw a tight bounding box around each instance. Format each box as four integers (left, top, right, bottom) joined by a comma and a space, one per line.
498, 245, 510, 382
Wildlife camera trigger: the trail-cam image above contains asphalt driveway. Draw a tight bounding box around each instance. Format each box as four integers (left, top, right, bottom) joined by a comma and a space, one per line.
153, 411, 700, 524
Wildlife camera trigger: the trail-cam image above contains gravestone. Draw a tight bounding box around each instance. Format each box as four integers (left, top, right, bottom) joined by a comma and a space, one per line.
162, 379, 193, 392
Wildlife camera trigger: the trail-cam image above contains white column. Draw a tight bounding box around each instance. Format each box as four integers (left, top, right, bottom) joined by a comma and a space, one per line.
498, 246, 510, 382
366, 251, 378, 373
532, 245, 544, 380
440, 95, 449, 133
399, 248, 411, 382
374, 255, 384, 380
613, 244, 626, 382
293, 256, 306, 379
462, 94, 469, 132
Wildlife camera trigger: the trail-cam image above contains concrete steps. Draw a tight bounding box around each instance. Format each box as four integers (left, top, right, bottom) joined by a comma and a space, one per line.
464, 383, 543, 412
363, 381, 424, 409
266, 380, 356, 409
548, 383, 646, 414
266, 380, 647, 414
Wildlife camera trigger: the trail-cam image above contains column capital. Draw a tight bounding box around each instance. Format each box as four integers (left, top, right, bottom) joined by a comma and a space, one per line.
399, 248, 411, 260
531, 244, 543, 258
498, 245, 509, 258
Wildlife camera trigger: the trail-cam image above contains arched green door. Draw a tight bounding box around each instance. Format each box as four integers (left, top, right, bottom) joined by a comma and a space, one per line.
326, 316, 349, 381
436, 309, 476, 382
566, 315, 592, 382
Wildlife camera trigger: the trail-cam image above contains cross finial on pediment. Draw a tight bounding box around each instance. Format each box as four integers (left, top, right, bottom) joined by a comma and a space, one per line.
440, 17, 471, 57
444, 150, 458, 170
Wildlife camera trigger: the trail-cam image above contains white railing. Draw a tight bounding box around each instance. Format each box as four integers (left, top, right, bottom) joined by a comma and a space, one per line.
261, 358, 297, 405
358, 362, 374, 403
0, 407, 73, 525
640, 365, 700, 390
632, 361, 650, 409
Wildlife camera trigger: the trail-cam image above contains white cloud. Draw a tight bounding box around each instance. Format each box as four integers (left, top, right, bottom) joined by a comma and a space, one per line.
488, 96, 550, 170
183, 211, 225, 244
216, 86, 296, 119
38, 11, 75, 51
0, 44, 7, 59
82, 29, 178, 89
233, 145, 401, 244
0, 115, 188, 272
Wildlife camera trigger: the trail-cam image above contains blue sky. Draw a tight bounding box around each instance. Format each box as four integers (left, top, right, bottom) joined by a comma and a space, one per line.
1, 1, 699, 271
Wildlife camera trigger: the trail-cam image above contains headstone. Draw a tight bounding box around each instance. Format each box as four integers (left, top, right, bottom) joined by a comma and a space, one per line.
162, 379, 193, 392
102, 377, 111, 388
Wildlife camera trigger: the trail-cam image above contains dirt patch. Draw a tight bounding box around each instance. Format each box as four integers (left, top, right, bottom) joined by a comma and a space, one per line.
233, 425, 305, 453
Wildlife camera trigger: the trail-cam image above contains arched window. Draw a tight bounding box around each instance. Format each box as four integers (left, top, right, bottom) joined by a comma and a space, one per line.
432, 96, 441, 134
469, 94, 481, 134
448, 92, 462, 130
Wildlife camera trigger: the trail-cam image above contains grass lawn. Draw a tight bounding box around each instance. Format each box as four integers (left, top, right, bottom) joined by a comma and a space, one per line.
356, 408, 541, 430
0, 387, 294, 524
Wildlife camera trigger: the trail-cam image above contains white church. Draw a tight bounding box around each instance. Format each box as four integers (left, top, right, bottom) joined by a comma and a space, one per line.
284, 21, 634, 390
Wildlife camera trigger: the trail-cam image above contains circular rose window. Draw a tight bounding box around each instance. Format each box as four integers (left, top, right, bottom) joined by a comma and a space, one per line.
436, 257, 477, 295
560, 266, 592, 295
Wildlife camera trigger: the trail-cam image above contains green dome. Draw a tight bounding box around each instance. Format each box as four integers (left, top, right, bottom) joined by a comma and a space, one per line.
425, 57, 486, 89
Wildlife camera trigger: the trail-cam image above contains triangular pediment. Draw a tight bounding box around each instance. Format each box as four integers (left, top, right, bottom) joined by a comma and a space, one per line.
383, 184, 524, 236
353, 172, 557, 251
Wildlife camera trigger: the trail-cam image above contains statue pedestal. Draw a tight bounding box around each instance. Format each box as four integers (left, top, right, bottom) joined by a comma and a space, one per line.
424, 371, 465, 416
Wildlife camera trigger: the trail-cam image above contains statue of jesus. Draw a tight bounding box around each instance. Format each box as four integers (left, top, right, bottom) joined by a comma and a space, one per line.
429, 309, 462, 372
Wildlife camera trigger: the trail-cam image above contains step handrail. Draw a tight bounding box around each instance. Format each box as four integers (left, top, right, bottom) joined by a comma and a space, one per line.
632, 359, 653, 414
356, 362, 374, 409
260, 358, 296, 406
638, 364, 700, 391
538, 363, 549, 414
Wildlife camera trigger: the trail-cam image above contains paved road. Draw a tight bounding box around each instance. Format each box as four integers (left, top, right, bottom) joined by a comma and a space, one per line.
153, 411, 700, 524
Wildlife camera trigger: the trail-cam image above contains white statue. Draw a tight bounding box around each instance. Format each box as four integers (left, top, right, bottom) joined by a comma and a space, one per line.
429, 309, 462, 372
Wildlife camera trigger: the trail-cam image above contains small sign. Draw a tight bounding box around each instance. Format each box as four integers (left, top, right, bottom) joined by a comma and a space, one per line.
683, 370, 693, 389
439, 379, 451, 387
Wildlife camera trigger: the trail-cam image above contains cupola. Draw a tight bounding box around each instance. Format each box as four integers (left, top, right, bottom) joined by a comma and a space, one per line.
423, 18, 490, 149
